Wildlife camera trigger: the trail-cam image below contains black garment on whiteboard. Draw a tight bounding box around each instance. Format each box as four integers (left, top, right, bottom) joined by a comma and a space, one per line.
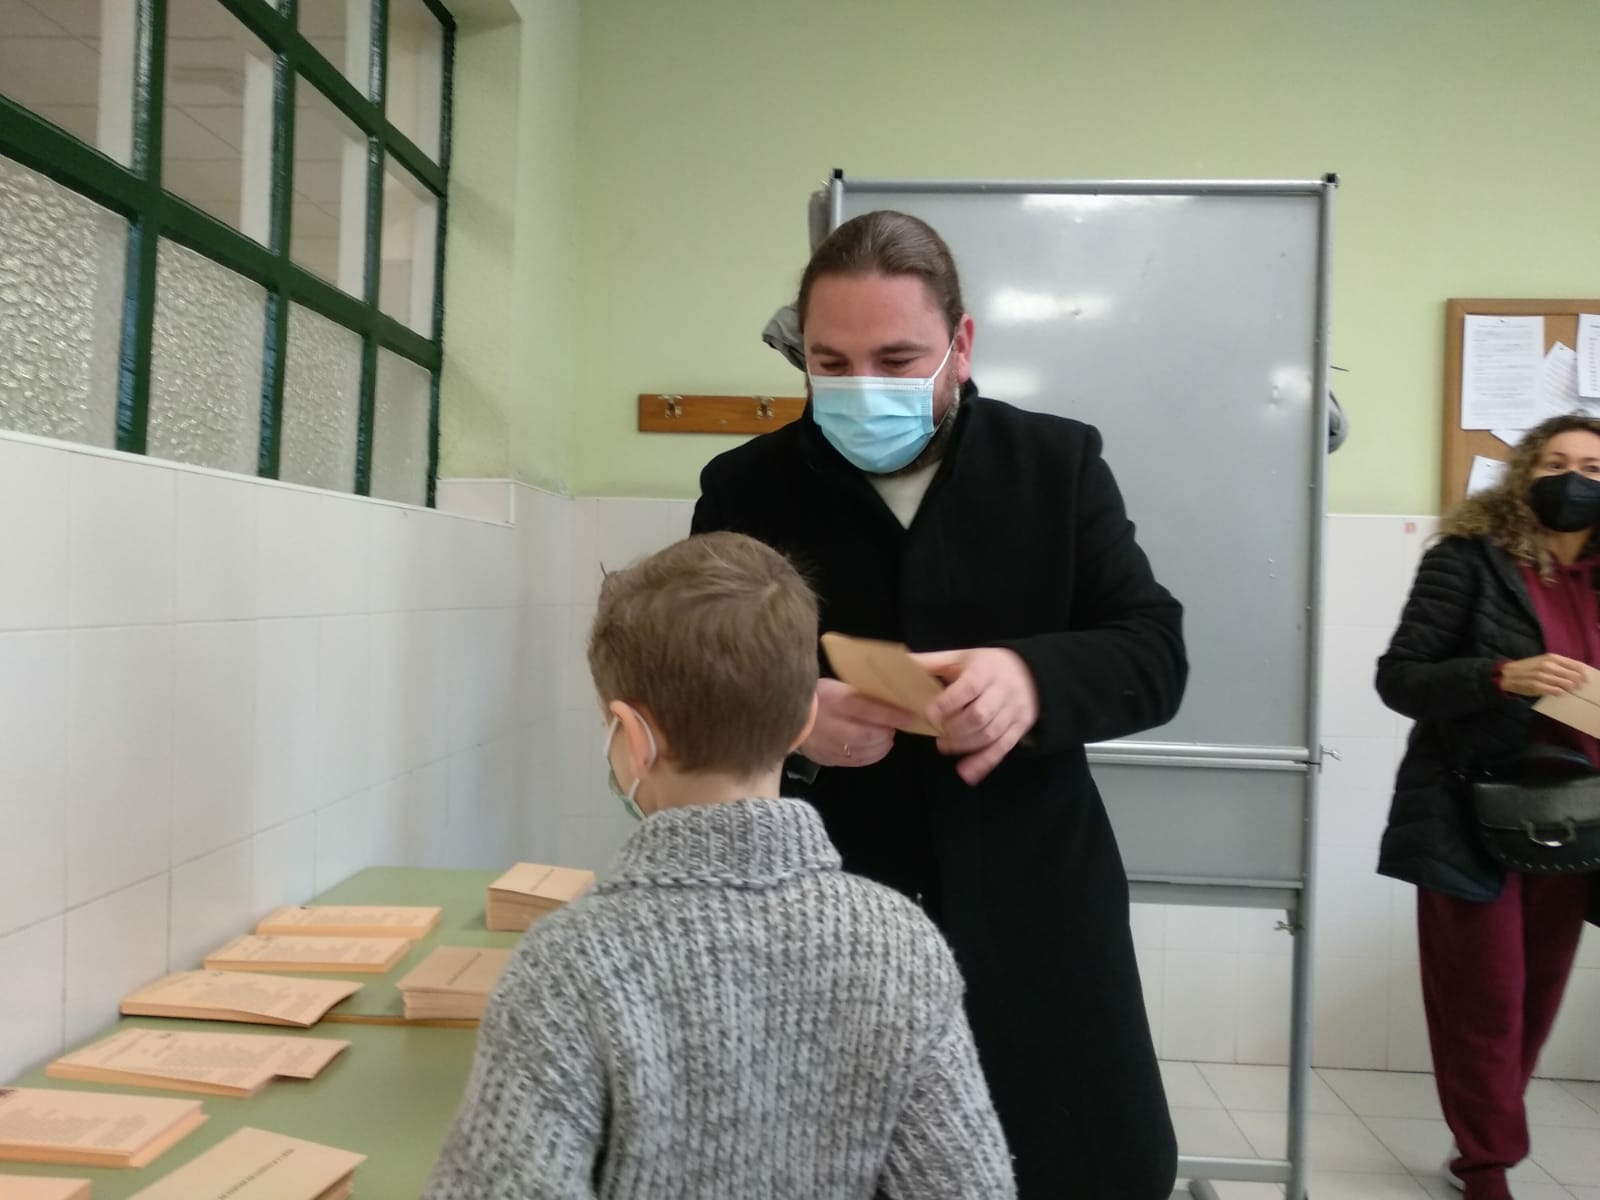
692, 388, 1188, 1200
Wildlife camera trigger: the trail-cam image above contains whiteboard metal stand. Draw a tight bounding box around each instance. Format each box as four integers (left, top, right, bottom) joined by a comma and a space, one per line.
827, 174, 1336, 1200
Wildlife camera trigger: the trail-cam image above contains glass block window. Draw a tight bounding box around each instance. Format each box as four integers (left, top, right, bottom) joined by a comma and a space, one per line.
371, 346, 431, 505
0, 0, 453, 506
0, 156, 127, 447
147, 238, 268, 473
281, 302, 362, 491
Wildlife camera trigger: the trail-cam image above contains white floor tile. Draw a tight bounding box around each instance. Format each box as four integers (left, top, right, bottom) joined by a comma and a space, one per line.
1418, 1183, 1574, 1200
1530, 1124, 1600, 1187
1493, 1185, 1581, 1200
1232, 1110, 1404, 1174
1197, 1063, 1350, 1115
1187, 1181, 1281, 1199
1319, 1068, 1443, 1120
1362, 1115, 1554, 1184
1170, 1106, 1256, 1158
1526, 1079, 1600, 1129
1307, 1173, 1432, 1199
1162, 1059, 1223, 1109
1567, 1188, 1600, 1200
1561, 1080, 1600, 1116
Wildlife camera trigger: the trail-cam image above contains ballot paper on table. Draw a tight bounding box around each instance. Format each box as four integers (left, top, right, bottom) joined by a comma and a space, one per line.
121, 971, 361, 1027
0, 1176, 91, 1199
1534, 664, 1600, 738
125, 1127, 364, 1200
0, 1088, 206, 1169
48, 1026, 349, 1097
820, 633, 944, 737
205, 934, 411, 974
256, 905, 440, 940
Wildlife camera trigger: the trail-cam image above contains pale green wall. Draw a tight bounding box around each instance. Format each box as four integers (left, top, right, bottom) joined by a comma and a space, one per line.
562, 0, 1600, 513
438, 0, 579, 491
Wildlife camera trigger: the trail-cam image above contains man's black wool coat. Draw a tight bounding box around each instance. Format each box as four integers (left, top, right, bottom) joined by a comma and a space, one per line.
692, 388, 1189, 1199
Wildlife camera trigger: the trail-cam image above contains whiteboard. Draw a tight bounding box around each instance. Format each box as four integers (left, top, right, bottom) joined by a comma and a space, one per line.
834, 178, 1333, 884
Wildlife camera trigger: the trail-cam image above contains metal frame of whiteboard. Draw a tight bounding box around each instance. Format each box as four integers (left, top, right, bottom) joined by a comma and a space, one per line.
829, 174, 1335, 1200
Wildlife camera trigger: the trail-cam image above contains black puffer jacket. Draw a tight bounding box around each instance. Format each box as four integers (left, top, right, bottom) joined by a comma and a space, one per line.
1376, 535, 1600, 923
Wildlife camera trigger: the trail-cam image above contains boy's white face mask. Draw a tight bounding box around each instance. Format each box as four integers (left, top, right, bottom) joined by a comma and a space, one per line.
604, 706, 658, 821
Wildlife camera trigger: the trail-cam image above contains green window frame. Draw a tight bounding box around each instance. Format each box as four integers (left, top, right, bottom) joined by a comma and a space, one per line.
0, 0, 454, 505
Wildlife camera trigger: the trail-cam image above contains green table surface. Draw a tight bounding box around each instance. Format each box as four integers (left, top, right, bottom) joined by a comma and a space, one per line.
3, 1018, 476, 1199
2, 868, 529, 1198
303, 867, 522, 1025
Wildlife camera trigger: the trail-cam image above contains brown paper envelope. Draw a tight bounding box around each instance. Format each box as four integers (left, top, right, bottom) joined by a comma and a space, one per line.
125, 1127, 364, 1200
1534, 690, 1600, 738
0, 1175, 92, 1199
820, 633, 944, 737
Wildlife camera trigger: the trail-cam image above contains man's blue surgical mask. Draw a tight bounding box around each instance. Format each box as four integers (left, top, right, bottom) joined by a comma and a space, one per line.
809, 339, 956, 474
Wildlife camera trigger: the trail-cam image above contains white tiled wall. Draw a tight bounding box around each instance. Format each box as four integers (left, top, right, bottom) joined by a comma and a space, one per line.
0, 435, 528, 1081
3, 450, 1597, 1087
523, 496, 695, 873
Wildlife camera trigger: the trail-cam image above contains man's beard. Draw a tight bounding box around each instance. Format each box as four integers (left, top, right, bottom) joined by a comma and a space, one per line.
879, 377, 963, 478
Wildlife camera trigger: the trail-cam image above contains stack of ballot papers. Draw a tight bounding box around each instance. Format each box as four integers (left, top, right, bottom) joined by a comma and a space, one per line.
127, 1127, 364, 1200
396, 946, 512, 1022
256, 905, 440, 940
0, 1176, 90, 1199
121, 971, 360, 1028
47, 1027, 349, 1098
0, 1088, 205, 1168
205, 934, 411, 974
485, 863, 595, 932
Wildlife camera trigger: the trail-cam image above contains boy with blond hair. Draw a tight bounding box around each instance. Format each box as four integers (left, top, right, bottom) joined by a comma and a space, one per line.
424, 531, 1013, 1199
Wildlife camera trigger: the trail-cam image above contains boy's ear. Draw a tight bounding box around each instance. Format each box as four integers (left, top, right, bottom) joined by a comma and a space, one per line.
789, 691, 820, 754
609, 700, 666, 771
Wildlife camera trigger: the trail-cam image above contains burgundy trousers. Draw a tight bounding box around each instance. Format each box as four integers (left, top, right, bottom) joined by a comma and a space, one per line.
1418, 873, 1591, 1200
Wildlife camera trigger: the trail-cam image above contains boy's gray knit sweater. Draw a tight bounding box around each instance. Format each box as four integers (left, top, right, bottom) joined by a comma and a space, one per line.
423, 797, 1014, 1199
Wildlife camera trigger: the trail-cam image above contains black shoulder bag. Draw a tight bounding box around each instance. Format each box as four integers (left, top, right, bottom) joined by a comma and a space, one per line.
1471, 744, 1600, 874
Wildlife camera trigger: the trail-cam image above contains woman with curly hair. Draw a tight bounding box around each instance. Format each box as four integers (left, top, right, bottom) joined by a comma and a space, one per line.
1376, 413, 1600, 1200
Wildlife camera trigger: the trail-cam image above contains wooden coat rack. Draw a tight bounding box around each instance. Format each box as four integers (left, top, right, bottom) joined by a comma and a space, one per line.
637, 393, 806, 435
